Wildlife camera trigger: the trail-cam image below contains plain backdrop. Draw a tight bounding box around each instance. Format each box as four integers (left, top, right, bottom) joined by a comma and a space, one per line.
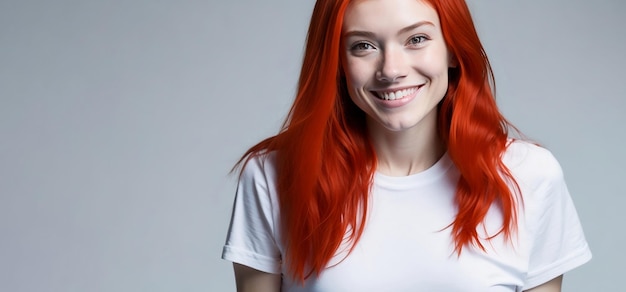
1, 0, 624, 291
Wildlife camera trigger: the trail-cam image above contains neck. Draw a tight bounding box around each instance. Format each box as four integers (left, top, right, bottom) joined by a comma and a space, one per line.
367, 112, 445, 176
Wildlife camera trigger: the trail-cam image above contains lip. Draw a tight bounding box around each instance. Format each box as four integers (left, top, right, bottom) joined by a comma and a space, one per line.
370, 85, 423, 108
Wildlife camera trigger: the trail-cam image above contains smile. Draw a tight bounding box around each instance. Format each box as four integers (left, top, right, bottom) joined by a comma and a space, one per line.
373, 86, 421, 101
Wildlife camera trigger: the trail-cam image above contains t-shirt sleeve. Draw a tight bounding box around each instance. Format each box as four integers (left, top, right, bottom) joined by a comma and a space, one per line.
221, 155, 282, 274
522, 150, 592, 289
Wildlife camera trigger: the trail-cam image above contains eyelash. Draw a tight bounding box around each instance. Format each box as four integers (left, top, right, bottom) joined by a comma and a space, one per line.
351, 42, 375, 51
349, 34, 429, 52
407, 35, 428, 46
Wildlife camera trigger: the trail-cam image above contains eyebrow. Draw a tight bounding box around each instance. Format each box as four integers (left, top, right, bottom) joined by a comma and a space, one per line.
343, 20, 435, 39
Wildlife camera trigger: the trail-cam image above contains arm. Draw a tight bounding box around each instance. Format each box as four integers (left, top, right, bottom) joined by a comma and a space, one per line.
233, 263, 281, 292
523, 275, 563, 292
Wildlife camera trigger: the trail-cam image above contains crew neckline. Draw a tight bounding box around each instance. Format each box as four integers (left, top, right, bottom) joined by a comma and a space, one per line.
374, 152, 455, 190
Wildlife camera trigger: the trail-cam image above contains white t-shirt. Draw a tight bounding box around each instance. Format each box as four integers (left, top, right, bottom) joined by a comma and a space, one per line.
222, 141, 591, 291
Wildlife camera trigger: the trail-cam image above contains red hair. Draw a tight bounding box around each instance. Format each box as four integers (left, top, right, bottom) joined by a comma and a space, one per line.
237, 0, 519, 282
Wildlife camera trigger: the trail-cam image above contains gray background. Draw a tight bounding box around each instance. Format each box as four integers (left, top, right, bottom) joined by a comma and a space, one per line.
0, 0, 623, 291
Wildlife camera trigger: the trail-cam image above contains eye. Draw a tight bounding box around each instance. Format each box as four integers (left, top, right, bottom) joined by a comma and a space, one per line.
407, 35, 428, 46
350, 42, 376, 51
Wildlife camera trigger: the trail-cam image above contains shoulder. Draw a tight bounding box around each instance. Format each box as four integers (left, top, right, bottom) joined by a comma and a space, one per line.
503, 141, 592, 288
502, 139, 564, 188
223, 151, 283, 274
235, 151, 280, 207
239, 151, 278, 185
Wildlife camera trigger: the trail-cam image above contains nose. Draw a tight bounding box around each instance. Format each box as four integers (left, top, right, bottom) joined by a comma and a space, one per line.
376, 46, 407, 83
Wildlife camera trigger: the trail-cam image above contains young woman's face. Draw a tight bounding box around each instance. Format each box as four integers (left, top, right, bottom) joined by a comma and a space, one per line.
342, 0, 453, 133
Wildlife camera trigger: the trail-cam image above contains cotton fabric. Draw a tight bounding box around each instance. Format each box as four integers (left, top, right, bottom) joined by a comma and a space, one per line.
222, 141, 591, 291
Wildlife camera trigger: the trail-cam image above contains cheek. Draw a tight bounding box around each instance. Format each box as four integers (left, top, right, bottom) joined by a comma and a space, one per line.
419, 46, 452, 77
345, 81, 363, 104
419, 56, 450, 78
344, 78, 369, 111
344, 59, 370, 88
425, 65, 449, 93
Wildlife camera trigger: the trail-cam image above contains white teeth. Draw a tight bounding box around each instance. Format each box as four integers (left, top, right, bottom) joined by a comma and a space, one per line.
377, 87, 417, 100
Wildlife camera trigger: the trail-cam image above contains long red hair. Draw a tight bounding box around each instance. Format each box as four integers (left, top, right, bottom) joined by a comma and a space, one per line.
236, 0, 519, 282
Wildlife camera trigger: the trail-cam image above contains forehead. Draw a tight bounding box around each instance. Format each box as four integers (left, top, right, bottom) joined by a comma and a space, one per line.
343, 0, 440, 31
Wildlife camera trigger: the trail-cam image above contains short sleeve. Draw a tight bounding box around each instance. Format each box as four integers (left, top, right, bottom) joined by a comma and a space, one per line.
221, 154, 282, 274
521, 150, 592, 289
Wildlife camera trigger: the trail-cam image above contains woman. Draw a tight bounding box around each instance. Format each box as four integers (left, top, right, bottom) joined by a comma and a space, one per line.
222, 0, 591, 291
